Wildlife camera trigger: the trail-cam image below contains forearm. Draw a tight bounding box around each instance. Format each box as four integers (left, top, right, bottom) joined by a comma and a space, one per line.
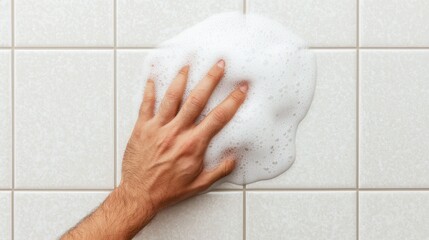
62, 185, 157, 240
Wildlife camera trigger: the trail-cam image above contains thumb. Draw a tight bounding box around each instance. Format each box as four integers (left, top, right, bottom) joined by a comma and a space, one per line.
194, 156, 236, 191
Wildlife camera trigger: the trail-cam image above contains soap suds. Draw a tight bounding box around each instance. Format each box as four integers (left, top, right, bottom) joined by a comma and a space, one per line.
141, 12, 316, 185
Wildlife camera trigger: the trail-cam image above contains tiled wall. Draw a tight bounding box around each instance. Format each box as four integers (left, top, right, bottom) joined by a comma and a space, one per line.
0, 0, 428, 239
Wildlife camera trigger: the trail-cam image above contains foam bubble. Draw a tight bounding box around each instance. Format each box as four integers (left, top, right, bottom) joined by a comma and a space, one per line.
141, 12, 316, 185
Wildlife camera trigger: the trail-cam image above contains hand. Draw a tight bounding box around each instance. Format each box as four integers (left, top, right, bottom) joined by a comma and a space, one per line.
62, 60, 248, 240
120, 60, 248, 213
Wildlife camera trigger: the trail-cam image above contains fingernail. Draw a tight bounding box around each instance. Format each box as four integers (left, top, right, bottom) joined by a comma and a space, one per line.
217, 59, 225, 68
239, 82, 248, 93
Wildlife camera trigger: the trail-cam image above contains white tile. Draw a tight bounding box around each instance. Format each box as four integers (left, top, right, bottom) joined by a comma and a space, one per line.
248, 0, 356, 47
360, 51, 429, 188
247, 191, 356, 240
117, 0, 243, 46
0, 192, 12, 240
0, 0, 11, 46
15, 50, 114, 189
116, 50, 147, 185
135, 192, 243, 240
0, 51, 12, 188
15, 0, 113, 46
360, 0, 429, 47
116, 50, 241, 190
14, 191, 109, 239
249, 51, 356, 189
360, 192, 429, 240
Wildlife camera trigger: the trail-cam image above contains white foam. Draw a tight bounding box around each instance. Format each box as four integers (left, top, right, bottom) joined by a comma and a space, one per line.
140, 12, 316, 185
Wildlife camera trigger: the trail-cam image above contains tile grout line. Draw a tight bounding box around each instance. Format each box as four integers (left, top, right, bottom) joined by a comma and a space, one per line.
113, 0, 117, 188
11, 0, 15, 239
356, 0, 360, 239
3, 46, 429, 50
3, 188, 429, 192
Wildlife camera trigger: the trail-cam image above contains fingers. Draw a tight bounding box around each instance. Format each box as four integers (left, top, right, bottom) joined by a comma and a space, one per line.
176, 60, 225, 126
193, 156, 236, 191
139, 79, 156, 122
156, 66, 189, 124
194, 82, 248, 139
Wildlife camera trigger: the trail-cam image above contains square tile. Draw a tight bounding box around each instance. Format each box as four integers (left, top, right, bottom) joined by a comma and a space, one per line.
116, 50, 241, 190
360, 0, 429, 47
15, 0, 113, 46
248, 0, 357, 47
117, 0, 243, 46
0, 192, 12, 240
249, 50, 356, 189
135, 192, 243, 240
0, 0, 11, 46
15, 50, 114, 189
14, 191, 109, 239
246, 191, 356, 240
0, 50, 12, 188
360, 191, 429, 240
360, 51, 429, 188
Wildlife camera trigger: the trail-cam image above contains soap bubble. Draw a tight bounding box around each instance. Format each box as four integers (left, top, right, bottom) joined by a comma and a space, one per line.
140, 12, 316, 184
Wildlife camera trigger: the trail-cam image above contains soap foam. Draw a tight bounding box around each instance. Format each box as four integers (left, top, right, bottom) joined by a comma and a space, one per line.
141, 12, 316, 185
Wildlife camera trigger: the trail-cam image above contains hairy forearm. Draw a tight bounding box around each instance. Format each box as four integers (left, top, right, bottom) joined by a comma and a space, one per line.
62, 185, 157, 240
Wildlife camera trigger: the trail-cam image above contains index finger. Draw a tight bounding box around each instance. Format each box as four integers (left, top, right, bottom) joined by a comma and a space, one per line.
194, 82, 248, 139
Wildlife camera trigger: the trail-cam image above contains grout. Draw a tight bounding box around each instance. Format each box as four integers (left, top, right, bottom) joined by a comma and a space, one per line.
2, 188, 429, 192
356, 0, 360, 239
11, 0, 15, 238
113, 0, 117, 188
243, 0, 247, 14
243, 184, 246, 240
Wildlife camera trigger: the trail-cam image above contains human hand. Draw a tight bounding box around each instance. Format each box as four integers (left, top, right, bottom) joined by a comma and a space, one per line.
120, 60, 248, 214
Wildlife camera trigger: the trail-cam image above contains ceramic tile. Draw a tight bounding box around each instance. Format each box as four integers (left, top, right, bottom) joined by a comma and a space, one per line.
0, 0, 11, 46
0, 51, 12, 188
135, 192, 243, 240
116, 50, 241, 189
15, 50, 114, 189
14, 191, 109, 239
117, 0, 243, 46
248, 0, 356, 47
360, 191, 429, 240
249, 50, 356, 188
0, 192, 12, 240
360, 0, 429, 47
15, 0, 113, 46
247, 191, 356, 240
360, 51, 429, 187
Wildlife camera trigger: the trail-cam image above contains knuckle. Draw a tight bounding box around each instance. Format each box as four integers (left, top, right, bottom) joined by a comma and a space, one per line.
180, 138, 198, 155
143, 93, 155, 103
230, 90, 245, 104
188, 94, 204, 110
165, 90, 180, 102
212, 107, 229, 124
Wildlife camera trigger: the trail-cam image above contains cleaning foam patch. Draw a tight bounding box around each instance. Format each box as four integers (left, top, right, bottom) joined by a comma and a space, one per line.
140, 12, 316, 185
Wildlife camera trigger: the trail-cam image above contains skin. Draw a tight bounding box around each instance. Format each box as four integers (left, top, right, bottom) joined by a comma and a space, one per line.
62, 60, 248, 240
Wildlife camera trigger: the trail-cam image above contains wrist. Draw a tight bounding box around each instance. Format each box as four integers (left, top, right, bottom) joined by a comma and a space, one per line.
97, 184, 157, 239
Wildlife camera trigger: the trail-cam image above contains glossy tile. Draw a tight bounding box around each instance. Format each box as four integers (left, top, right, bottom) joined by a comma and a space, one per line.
117, 0, 243, 46
135, 192, 243, 240
0, 192, 11, 240
249, 50, 356, 188
360, 0, 429, 47
15, 0, 113, 46
0, 0, 11, 46
360, 192, 429, 240
247, 191, 356, 240
360, 51, 429, 187
15, 50, 114, 189
14, 191, 109, 239
0, 50, 12, 188
248, 0, 356, 47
